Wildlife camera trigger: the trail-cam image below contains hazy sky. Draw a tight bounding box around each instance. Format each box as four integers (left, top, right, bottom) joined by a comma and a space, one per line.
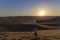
0, 0, 60, 16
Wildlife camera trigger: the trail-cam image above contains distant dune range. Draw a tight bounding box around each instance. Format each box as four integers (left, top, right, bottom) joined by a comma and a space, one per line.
0, 16, 60, 31
0, 16, 56, 24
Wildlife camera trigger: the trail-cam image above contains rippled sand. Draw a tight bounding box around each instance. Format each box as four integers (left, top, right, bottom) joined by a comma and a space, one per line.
0, 30, 60, 40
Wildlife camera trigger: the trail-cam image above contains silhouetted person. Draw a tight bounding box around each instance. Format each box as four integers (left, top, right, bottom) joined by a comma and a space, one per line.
34, 27, 37, 40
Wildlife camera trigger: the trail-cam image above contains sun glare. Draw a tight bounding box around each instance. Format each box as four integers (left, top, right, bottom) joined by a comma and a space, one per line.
39, 10, 45, 16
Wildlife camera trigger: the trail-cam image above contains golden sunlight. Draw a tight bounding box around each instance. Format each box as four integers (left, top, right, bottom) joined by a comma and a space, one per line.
39, 10, 45, 16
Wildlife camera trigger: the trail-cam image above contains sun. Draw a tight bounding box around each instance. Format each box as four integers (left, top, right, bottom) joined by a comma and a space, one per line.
39, 10, 45, 16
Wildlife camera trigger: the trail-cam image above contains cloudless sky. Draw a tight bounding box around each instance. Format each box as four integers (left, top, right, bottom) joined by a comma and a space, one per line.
0, 0, 60, 16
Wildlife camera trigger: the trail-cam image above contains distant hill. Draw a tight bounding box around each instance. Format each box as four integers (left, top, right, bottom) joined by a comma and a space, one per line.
0, 16, 58, 31
38, 16, 60, 23
43, 16, 60, 27
0, 16, 56, 24
50, 17, 60, 22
